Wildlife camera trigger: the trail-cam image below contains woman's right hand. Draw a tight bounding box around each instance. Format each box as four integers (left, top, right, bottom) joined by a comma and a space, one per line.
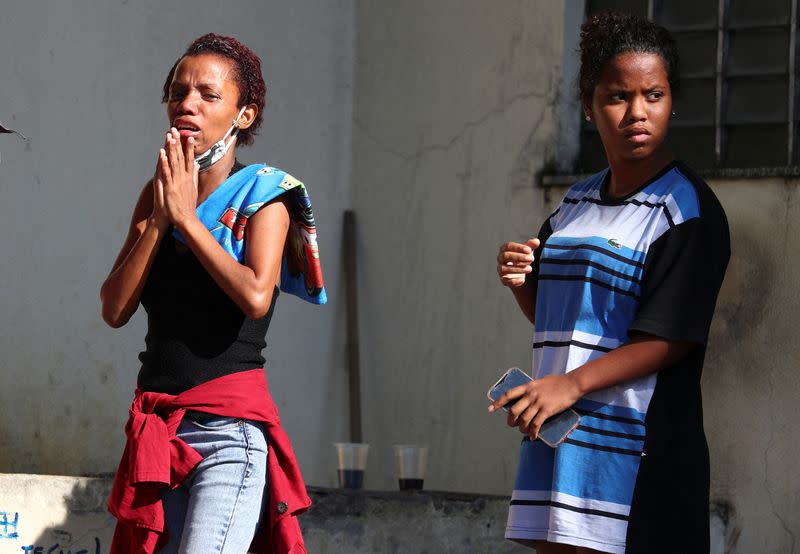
149, 135, 171, 231
497, 239, 540, 287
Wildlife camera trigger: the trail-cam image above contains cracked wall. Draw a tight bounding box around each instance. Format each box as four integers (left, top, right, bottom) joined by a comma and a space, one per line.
351, 0, 563, 495
702, 178, 800, 554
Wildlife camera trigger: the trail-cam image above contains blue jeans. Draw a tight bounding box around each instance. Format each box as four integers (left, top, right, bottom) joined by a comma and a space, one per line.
158, 411, 269, 554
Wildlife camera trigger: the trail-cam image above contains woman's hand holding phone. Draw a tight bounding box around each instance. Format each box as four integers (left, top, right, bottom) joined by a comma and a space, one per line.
489, 372, 583, 442
496, 238, 540, 287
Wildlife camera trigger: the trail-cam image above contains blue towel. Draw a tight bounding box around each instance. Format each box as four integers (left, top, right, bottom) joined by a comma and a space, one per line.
173, 164, 327, 305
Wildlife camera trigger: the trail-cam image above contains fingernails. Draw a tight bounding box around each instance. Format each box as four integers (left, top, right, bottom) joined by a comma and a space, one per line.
488, 405, 495, 413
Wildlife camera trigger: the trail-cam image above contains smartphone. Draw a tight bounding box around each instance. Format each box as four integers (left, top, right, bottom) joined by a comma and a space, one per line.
537, 409, 581, 448
487, 367, 533, 410
487, 367, 581, 448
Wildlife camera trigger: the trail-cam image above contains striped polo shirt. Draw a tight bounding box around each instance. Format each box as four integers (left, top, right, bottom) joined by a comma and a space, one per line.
506, 161, 729, 553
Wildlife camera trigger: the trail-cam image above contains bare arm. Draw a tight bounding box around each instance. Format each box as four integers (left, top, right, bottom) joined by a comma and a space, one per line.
567, 335, 694, 395
99, 179, 168, 328
510, 278, 537, 324
489, 334, 697, 439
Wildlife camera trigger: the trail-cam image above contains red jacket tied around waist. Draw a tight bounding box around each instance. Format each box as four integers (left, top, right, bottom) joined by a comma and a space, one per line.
108, 369, 310, 554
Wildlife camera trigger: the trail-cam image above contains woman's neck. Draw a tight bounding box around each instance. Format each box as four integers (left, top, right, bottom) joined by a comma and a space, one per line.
606, 148, 674, 198
196, 148, 237, 205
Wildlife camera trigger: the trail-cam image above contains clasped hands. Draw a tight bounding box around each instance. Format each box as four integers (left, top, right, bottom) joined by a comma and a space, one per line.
150, 127, 200, 231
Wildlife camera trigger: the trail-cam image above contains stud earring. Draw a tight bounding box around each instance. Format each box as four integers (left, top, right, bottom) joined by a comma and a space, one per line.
585, 115, 591, 122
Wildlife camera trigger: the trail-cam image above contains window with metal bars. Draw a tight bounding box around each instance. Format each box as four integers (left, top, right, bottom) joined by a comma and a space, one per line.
578, 0, 798, 173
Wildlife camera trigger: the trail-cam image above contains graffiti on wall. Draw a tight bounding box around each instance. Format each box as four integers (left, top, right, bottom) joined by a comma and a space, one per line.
1, 511, 102, 554
18, 538, 101, 554
0, 512, 19, 539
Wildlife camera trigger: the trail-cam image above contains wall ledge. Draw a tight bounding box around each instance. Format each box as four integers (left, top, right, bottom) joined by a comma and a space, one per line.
541, 166, 800, 187
0, 474, 731, 553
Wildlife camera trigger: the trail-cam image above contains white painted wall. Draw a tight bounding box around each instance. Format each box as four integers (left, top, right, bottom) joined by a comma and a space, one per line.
352, 0, 563, 494
0, 0, 355, 486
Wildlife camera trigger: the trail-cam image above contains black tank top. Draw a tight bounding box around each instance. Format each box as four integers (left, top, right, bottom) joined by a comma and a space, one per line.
136, 162, 279, 394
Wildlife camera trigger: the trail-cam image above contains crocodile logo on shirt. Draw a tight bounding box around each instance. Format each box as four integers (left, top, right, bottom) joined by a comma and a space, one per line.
607, 238, 622, 249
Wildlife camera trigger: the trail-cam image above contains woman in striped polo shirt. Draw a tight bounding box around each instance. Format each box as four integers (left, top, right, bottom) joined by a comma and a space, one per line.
492, 11, 729, 554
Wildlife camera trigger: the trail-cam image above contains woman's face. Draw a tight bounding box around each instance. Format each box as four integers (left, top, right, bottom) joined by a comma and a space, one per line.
166, 53, 243, 153
586, 51, 672, 165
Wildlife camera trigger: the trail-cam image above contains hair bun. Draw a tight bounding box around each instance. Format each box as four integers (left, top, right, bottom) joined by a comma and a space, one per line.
578, 10, 679, 100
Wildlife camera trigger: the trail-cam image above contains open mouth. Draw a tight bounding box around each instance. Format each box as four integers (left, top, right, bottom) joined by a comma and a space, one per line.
176, 125, 201, 138
174, 121, 201, 138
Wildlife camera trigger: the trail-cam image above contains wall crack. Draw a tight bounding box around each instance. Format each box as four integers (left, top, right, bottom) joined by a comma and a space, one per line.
355, 88, 551, 163
763, 365, 796, 553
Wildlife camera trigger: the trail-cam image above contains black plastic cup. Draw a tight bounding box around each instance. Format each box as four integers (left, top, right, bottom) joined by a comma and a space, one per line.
393, 444, 428, 491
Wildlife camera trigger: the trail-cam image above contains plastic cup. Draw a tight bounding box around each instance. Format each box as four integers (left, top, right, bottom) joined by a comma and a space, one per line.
334, 442, 369, 489
393, 444, 428, 491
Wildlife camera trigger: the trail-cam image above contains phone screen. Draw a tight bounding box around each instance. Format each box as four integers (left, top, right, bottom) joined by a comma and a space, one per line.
487, 367, 533, 410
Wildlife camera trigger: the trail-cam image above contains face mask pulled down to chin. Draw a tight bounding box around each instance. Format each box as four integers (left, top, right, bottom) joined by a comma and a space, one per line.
194, 105, 247, 173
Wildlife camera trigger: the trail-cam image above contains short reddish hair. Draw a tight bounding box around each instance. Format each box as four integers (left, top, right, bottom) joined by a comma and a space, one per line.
162, 33, 266, 147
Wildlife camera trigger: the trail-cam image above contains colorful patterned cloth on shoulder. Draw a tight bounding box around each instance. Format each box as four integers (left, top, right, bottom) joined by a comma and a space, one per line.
173, 163, 327, 305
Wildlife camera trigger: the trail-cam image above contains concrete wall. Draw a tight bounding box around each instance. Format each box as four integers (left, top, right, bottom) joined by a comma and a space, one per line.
700, 178, 800, 554
0, 473, 735, 553
0, 474, 527, 554
351, 0, 563, 495
0, 474, 114, 554
0, 0, 354, 485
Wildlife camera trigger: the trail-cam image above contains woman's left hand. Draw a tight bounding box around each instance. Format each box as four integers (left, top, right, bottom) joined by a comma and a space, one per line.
159, 127, 200, 229
488, 373, 583, 440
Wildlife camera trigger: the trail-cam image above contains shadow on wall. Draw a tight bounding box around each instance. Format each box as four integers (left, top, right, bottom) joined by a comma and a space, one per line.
710, 501, 741, 554
13, 478, 115, 554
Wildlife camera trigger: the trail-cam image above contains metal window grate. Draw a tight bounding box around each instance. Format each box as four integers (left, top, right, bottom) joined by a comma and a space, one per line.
580, 0, 799, 172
